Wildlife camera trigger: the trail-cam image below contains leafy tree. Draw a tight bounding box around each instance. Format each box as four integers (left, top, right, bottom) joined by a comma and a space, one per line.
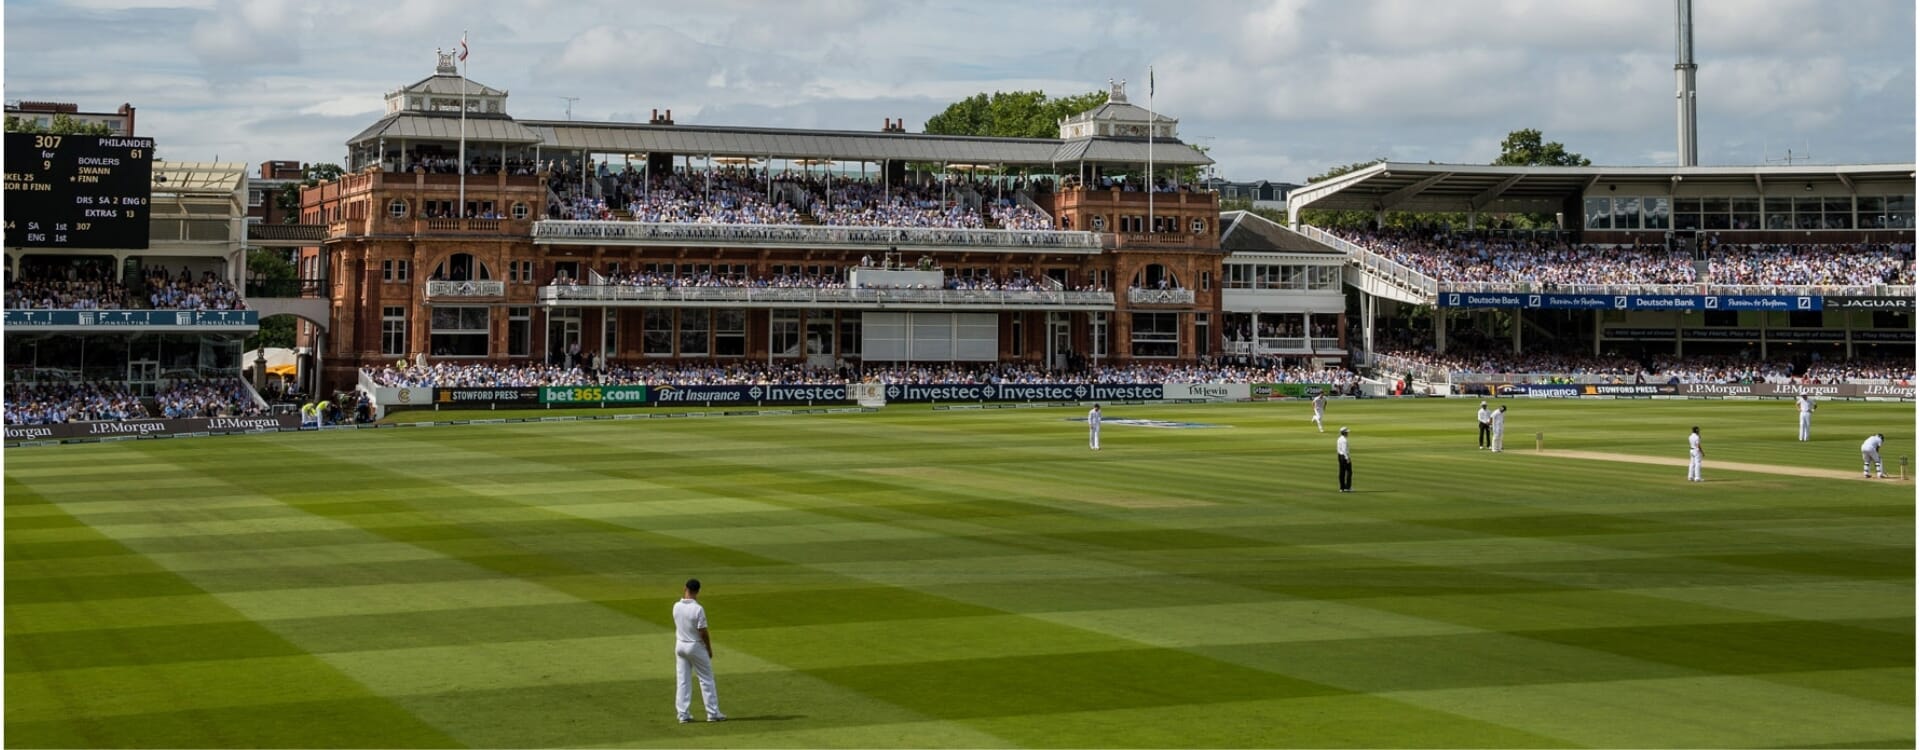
924, 90, 1108, 140
1492, 128, 1590, 167
275, 163, 345, 224
244, 247, 299, 350
4, 113, 116, 135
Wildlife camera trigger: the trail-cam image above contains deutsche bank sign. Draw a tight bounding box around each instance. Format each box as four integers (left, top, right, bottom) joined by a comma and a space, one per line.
1438, 293, 1823, 311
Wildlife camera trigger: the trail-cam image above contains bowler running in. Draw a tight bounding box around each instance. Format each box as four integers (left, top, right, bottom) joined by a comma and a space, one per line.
1311, 392, 1327, 433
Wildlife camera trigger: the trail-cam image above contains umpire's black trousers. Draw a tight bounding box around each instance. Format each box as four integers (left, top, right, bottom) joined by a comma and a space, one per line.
1478, 422, 1491, 448
1337, 455, 1352, 491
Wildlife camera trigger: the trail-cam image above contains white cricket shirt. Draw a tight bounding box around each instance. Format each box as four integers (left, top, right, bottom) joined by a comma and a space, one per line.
673, 598, 708, 644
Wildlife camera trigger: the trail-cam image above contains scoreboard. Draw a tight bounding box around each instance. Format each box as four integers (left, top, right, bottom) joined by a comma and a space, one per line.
4, 132, 154, 249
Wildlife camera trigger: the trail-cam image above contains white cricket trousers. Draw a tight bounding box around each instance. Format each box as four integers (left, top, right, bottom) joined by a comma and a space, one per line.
1798, 413, 1811, 441
1491, 428, 1504, 452
676, 641, 720, 719
1688, 448, 1702, 482
1863, 449, 1883, 477
1089, 425, 1100, 450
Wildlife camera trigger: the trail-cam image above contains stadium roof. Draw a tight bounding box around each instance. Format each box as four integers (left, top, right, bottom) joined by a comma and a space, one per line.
349, 112, 544, 145
516, 120, 1213, 167
152, 161, 246, 194
1288, 161, 1920, 215
1219, 211, 1343, 255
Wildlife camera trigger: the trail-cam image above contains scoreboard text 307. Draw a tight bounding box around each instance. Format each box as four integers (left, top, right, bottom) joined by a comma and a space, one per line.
4, 133, 155, 249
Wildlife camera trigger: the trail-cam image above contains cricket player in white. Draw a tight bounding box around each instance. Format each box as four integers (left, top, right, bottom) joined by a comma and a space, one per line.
1861, 433, 1886, 478
673, 579, 725, 724
1477, 401, 1492, 450
1490, 405, 1507, 452
1088, 404, 1102, 450
1311, 393, 1327, 433
1796, 395, 1815, 441
1687, 426, 1703, 482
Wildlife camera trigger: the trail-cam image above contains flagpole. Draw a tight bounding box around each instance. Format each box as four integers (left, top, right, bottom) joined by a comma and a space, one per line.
1146, 65, 1154, 233
458, 30, 469, 219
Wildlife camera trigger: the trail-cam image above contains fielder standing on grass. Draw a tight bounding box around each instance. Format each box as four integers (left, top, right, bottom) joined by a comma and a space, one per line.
1687, 426, 1704, 482
1336, 426, 1353, 492
674, 579, 726, 724
1797, 394, 1815, 442
1311, 391, 1327, 433
1490, 405, 1507, 452
1088, 403, 1102, 451
1861, 433, 1886, 478
1477, 401, 1492, 450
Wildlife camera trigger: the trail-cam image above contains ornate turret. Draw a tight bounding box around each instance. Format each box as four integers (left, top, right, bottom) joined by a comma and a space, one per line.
383, 51, 510, 116
1059, 78, 1176, 140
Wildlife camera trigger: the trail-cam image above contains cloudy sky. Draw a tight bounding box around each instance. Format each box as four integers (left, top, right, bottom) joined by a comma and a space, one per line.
4, 0, 1913, 181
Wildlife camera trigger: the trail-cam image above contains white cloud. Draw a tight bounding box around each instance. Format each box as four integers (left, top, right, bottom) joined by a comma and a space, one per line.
2, 0, 1908, 181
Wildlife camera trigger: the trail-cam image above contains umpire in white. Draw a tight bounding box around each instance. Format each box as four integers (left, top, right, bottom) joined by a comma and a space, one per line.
1477, 401, 1492, 449
1336, 427, 1353, 492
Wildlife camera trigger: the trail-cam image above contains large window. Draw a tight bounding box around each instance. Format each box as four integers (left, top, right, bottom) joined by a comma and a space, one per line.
839, 318, 860, 358
679, 309, 710, 357
430, 306, 489, 357
381, 306, 407, 356
644, 309, 673, 356
1091, 312, 1108, 358
715, 309, 746, 357
508, 307, 531, 357
1585, 197, 1611, 229
1642, 197, 1670, 229
770, 309, 800, 357
1131, 312, 1178, 358
807, 314, 834, 356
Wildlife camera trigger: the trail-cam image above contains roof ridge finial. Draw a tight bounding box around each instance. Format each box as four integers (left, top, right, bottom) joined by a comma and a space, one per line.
435, 48, 457, 75
1110, 78, 1127, 104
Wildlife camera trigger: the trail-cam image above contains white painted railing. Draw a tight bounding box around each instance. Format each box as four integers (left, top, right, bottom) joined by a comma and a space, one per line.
534, 220, 1102, 251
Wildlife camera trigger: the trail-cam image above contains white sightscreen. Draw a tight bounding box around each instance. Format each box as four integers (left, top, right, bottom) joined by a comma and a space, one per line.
861, 312, 998, 361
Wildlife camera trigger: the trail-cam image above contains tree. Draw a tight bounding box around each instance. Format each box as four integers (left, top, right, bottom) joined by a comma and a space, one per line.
1492, 128, 1591, 167
275, 163, 345, 224
924, 90, 1108, 140
244, 247, 299, 350
4, 114, 117, 138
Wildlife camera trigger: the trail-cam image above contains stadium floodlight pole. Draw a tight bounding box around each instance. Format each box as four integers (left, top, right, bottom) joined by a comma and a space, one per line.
458, 30, 469, 218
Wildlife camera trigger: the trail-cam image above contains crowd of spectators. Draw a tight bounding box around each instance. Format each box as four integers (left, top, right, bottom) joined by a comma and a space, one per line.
989, 199, 1055, 231
155, 378, 265, 419
362, 360, 1360, 389
1337, 228, 1696, 286
1802, 358, 1915, 382
1709, 243, 1914, 286
810, 179, 985, 229
1369, 343, 1913, 385
403, 153, 540, 176
1333, 228, 1916, 287
5, 278, 130, 310
3, 381, 148, 424
146, 269, 246, 311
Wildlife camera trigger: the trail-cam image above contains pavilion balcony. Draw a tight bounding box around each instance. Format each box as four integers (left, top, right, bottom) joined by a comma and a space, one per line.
532, 221, 1103, 254
1126, 288, 1197, 305
424, 280, 507, 300
537, 283, 1115, 312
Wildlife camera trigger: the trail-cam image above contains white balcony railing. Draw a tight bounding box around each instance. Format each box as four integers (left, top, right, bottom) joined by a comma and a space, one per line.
538, 284, 1116, 309
534, 220, 1103, 252
1437, 281, 1917, 297
424, 280, 506, 299
1126, 288, 1197, 305
1295, 225, 1439, 297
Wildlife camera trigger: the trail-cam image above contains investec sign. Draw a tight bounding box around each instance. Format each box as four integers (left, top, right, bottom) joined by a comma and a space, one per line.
650, 384, 849, 404
883, 383, 1164, 403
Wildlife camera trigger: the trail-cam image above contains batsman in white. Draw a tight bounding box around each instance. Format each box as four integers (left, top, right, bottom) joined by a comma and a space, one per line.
1861, 433, 1886, 478
1311, 392, 1327, 433
1490, 405, 1507, 452
1687, 426, 1704, 482
1797, 394, 1815, 442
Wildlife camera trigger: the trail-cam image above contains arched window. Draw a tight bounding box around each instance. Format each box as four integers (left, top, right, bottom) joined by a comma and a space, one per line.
1131, 263, 1180, 290
432, 253, 492, 282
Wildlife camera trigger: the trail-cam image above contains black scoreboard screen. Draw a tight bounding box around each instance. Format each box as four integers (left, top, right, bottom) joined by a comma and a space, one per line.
4, 133, 155, 249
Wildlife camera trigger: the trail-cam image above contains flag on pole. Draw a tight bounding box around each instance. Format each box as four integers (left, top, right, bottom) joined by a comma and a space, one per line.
459, 33, 469, 62
1149, 67, 1155, 98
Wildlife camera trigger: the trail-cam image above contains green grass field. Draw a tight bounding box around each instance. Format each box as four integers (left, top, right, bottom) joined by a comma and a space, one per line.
6, 398, 1914, 748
